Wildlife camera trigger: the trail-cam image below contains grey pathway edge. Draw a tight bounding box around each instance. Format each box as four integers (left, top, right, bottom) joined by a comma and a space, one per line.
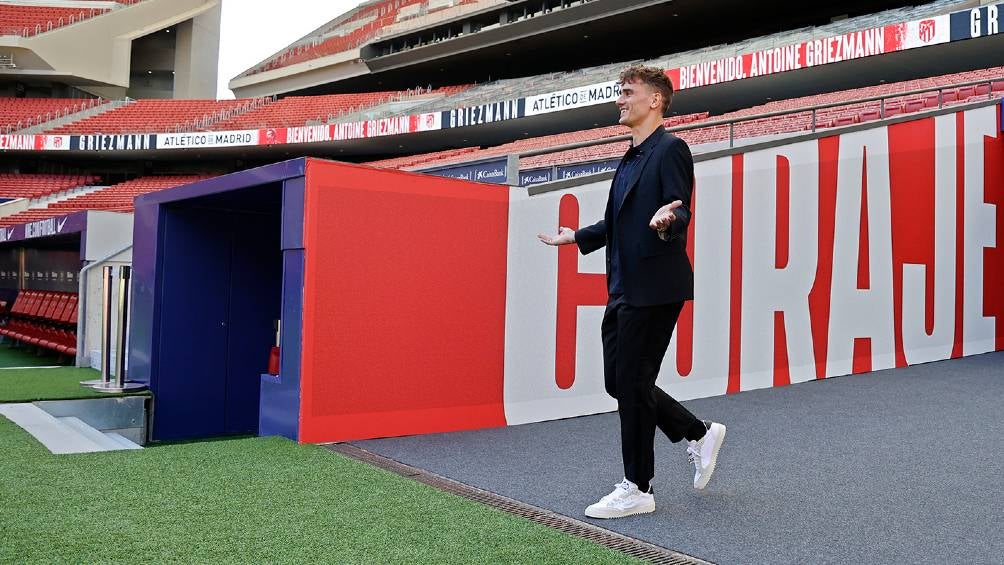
356, 351, 1004, 565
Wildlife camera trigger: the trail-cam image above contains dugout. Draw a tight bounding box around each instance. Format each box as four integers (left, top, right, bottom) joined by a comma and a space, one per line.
129, 158, 510, 443
0, 211, 133, 361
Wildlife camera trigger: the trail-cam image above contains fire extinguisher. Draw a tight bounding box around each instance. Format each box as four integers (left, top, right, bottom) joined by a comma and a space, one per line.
267, 319, 281, 376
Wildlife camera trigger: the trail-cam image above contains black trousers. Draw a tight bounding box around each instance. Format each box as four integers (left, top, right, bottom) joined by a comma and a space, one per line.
601, 295, 704, 487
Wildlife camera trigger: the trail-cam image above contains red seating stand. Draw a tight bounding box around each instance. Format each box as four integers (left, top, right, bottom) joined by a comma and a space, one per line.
0, 290, 78, 357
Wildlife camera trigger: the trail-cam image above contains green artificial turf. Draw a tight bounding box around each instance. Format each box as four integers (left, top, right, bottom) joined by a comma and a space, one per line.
0, 342, 65, 368
0, 418, 641, 564
0, 366, 139, 403
0, 365, 146, 405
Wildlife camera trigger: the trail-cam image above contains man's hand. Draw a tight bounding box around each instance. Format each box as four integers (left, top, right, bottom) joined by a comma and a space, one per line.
649, 200, 684, 231
538, 226, 576, 246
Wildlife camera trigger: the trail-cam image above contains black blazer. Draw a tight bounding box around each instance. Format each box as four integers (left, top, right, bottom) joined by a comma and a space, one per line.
575, 130, 694, 307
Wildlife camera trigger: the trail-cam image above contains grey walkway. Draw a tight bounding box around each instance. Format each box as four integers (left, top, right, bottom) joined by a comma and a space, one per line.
356, 352, 1004, 564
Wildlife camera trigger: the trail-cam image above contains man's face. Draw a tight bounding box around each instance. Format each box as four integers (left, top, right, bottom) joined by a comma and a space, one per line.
616, 79, 660, 127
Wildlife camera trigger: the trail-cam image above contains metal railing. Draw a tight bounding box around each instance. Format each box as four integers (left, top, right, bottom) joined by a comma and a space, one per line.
174, 95, 277, 133
1, 1, 146, 38
517, 75, 1004, 163
3, 97, 107, 134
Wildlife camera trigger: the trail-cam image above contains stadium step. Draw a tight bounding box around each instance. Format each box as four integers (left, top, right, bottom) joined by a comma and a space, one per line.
58, 416, 141, 450
0, 403, 142, 453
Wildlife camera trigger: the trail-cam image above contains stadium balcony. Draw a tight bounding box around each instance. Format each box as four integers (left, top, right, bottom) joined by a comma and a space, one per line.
0, 1, 142, 37
0, 175, 209, 227
0, 174, 100, 201
237, 0, 502, 78
386, 0, 972, 118
0, 97, 107, 134
1, 1, 220, 100
368, 66, 1004, 175
647, 0, 970, 71
44, 99, 269, 134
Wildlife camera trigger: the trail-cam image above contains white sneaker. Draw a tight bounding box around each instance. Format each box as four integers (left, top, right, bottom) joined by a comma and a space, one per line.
584, 478, 655, 519
687, 421, 726, 490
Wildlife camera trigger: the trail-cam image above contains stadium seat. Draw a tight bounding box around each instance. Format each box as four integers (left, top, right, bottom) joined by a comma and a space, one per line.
0, 173, 100, 200
957, 85, 976, 101
0, 290, 78, 356
903, 100, 926, 113
0, 4, 111, 37
47, 99, 262, 134
0, 175, 212, 227
859, 109, 881, 122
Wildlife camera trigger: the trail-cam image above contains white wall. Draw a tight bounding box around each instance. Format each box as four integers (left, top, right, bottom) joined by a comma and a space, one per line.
501, 105, 1002, 426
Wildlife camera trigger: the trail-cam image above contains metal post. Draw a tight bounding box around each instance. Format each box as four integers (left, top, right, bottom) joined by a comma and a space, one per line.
729, 122, 734, 148
114, 266, 130, 388
811, 108, 816, 132
94, 265, 146, 392
81, 267, 113, 386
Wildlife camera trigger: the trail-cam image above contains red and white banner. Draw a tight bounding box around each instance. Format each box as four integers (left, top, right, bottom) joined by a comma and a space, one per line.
0, 135, 35, 151
39, 135, 70, 150
0, 135, 68, 151
285, 113, 442, 145
503, 105, 1003, 424
528, 13, 954, 110
670, 14, 950, 90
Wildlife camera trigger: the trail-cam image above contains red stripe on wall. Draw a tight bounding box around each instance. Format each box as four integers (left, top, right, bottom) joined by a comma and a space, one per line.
676, 182, 697, 377
887, 117, 937, 368
773, 154, 791, 386
852, 337, 872, 374
775, 155, 790, 270
953, 113, 966, 358
811, 136, 840, 379
727, 154, 744, 393
773, 311, 791, 386
985, 105, 1004, 350
857, 148, 871, 291
556, 194, 607, 389
853, 145, 873, 374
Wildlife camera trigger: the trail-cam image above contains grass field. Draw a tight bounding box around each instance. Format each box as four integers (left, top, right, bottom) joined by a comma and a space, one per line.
0, 415, 639, 564
0, 341, 64, 368
0, 366, 139, 402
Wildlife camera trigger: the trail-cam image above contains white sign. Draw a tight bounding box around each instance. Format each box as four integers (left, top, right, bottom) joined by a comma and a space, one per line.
157, 130, 258, 149
524, 81, 621, 116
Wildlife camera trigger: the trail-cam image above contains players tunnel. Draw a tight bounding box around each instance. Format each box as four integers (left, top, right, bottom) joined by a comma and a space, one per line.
129, 161, 301, 442
130, 157, 512, 444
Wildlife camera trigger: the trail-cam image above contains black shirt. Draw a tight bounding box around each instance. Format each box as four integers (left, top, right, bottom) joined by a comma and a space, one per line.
608, 127, 663, 294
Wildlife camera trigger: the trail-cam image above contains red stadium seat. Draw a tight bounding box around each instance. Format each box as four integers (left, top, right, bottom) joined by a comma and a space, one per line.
903, 100, 926, 113
0, 290, 79, 356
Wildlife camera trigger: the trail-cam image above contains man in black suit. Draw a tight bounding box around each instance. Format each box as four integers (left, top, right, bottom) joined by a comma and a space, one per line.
538, 65, 726, 519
